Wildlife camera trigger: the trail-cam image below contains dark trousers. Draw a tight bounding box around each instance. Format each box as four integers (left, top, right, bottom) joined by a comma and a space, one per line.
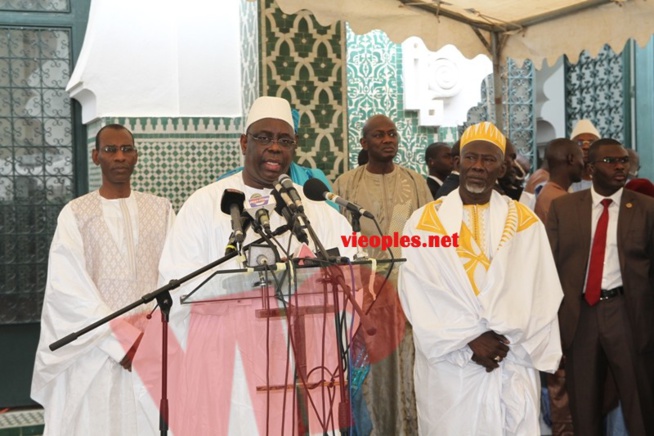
565, 295, 654, 436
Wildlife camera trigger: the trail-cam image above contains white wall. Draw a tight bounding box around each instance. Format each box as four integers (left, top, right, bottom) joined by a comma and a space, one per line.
68, 0, 243, 123
402, 38, 492, 128
535, 57, 566, 141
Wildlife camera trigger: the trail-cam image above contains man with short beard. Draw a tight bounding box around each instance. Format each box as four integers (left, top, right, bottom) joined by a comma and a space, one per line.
547, 139, 654, 435
399, 121, 563, 435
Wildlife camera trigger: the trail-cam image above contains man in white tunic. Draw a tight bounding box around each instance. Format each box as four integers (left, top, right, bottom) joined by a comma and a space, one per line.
144, 97, 355, 435
31, 124, 175, 436
399, 122, 563, 435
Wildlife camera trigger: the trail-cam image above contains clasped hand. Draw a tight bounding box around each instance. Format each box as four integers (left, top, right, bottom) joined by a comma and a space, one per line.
468, 330, 510, 372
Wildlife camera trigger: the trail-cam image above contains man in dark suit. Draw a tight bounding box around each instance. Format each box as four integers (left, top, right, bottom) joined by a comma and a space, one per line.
547, 139, 654, 435
434, 140, 460, 199
424, 142, 453, 199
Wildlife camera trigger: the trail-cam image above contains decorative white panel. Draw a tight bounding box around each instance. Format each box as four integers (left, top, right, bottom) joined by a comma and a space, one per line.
402, 38, 492, 127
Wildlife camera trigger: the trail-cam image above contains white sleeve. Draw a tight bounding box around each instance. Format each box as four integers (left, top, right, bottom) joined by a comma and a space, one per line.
398, 215, 485, 367
32, 206, 142, 398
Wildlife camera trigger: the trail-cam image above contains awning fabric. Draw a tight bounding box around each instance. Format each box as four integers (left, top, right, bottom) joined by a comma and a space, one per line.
274, 0, 654, 67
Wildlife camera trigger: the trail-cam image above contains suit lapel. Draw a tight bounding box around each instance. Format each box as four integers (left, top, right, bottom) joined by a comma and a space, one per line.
617, 189, 636, 273
576, 190, 593, 267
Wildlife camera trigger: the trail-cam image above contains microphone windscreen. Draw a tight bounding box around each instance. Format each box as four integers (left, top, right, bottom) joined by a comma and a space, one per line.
220, 189, 246, 215
270, 189, 287, 216
278, 173, 292, 184
303, 178, 329, 202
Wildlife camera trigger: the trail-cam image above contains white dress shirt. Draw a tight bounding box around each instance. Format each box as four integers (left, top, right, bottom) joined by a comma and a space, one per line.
585, 186, 623, 292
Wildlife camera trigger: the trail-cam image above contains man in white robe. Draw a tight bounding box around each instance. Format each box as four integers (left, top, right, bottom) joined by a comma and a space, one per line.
31, 124, 175, 436
399, 122, 563, 435
138, 97, 355, 435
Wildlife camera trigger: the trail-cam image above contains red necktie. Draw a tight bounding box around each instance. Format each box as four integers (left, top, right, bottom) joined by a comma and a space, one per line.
585, 199, 612, 306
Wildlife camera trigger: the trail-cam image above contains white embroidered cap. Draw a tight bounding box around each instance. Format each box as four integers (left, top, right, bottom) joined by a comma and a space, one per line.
570, 119, 600, 140
245, 96, 294, 132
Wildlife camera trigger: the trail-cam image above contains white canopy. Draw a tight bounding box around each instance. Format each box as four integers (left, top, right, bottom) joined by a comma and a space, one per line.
275, 0, 654, 68
274, 0, 654, 125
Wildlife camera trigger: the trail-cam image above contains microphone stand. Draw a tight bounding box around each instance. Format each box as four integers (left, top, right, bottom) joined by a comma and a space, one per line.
291, 210, 377, 434
292, 210, 374, 335
49, 224, 291, 436
349, 212, 369, 261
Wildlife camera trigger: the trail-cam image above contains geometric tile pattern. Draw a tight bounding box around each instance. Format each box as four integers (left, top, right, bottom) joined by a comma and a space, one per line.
0, 0, 68, 12
467, 59, 536, 159
565, 44, 625, 143
466, 77, 493, 129
87, 117, 244, 212
240, 0, 259, 116
504, 59, 536, 158
0, 408, 44, 428
346, 26, 438, 175
261, 0, 348, 182
0, 27, 73, 324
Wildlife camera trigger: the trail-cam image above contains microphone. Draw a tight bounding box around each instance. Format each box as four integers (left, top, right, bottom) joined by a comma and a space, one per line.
225, 214, 251, 255
271, 188, 309, 244
278, 174, 304, 212
220, 189, 246, 244
273, 178, 297, 213
244, 193, 275, 234
303, 178, 374, 219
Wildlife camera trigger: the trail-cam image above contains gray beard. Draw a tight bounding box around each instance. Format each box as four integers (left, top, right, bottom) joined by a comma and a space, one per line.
464, 182, 486, 194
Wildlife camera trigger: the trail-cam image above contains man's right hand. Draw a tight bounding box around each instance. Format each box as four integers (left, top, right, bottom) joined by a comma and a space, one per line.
468, 331, 510, 372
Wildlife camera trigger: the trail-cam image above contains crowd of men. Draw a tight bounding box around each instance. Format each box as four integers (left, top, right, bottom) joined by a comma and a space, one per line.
31, 96, 654, 436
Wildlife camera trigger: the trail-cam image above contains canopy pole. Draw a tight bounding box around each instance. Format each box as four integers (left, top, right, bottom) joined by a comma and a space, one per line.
491, 31, 504, 131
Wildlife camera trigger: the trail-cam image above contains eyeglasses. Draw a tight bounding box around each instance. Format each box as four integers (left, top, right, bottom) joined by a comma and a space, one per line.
101, 145, 137, 154
370, 131, 398, 140
248, 133, 296, 148
576, 140, 593, 147
595, 156, 629, 165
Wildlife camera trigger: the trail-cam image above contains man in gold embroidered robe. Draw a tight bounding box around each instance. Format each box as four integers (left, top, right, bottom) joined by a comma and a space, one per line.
399, 122, 563, 435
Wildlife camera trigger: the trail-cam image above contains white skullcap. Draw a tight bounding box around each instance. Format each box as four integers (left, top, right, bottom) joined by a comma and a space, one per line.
245, 96, 294, 132
570, 119, 600, 140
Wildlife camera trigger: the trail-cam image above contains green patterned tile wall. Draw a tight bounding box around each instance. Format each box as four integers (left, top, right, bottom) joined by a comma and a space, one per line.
261, 0, 348, 182
345, 26, 438, 175
241, 0, 259, 116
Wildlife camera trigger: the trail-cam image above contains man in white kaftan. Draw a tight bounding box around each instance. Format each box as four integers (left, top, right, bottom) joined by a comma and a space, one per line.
136, 97, 356, 436
31, 124, 175, 436
399, 122, 563, 435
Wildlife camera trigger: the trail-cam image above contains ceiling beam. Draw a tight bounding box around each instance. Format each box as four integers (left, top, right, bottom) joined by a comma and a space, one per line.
517, 0, 615, 27
400, 0, 616, 34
